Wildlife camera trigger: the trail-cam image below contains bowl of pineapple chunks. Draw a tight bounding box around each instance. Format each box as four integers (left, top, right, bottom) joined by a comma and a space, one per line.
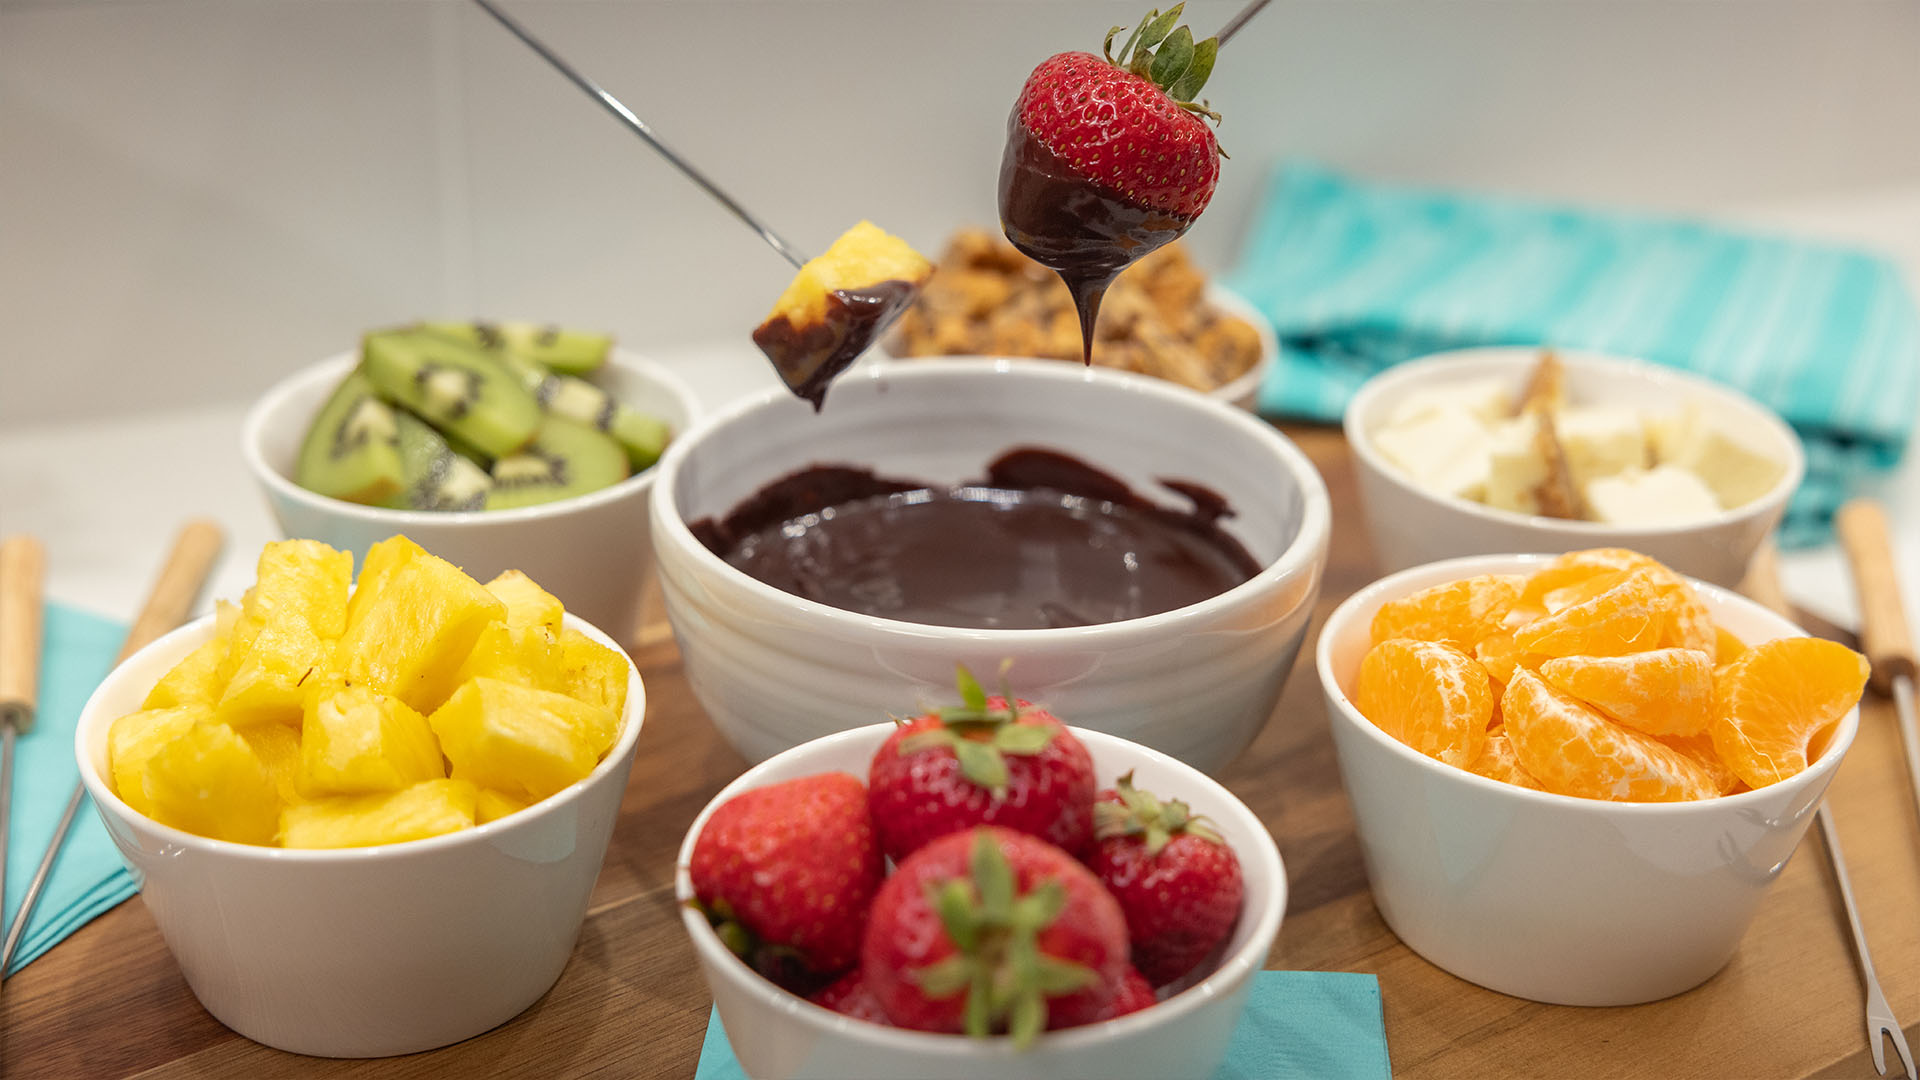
74, 537, 646, 1058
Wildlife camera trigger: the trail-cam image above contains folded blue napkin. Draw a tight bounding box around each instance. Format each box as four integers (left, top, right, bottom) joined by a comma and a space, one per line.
694, 970, 1391, 1079
1226, 162, 1920, 546
4, 604, 137, 976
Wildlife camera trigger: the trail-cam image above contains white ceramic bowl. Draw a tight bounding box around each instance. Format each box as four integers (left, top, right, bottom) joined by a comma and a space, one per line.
244, 349, 701, 645
1316, 554, 1858, 1006
1344, 348, 1804, 587
675, 722, 1286, 1080
75, 612, 646, 1058
649, 359, 1331, 773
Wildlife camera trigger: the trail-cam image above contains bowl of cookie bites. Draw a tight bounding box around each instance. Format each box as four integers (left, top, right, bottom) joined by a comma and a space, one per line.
675, 673, 1285, 1080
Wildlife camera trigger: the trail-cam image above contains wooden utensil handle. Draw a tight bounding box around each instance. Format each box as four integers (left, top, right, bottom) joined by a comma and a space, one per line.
117, 521, 225, 663
1741, 540, 1795, 621
0, 535, 47, 732
1835, 499, 1918, 694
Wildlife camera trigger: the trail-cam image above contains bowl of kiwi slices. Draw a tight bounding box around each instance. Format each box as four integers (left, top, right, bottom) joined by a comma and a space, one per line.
243, 322, 700, 646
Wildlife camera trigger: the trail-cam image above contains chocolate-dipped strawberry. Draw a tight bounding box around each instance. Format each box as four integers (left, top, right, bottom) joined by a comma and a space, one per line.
999, 4, 1225, 363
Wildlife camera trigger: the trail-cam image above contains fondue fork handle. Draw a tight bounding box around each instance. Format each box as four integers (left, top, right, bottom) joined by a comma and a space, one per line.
0, 521, 223, 979
470, 0, 809, 270
1743, 542, 1914, 1078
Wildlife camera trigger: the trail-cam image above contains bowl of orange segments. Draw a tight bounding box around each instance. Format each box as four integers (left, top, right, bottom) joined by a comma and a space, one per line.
1315, 547, 1869, 1006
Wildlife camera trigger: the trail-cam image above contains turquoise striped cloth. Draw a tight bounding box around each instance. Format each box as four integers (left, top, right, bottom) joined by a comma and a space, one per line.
1225, 162, 1920, 545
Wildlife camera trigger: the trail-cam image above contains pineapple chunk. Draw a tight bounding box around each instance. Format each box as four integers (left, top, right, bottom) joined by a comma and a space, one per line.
429, 678, 612, 801
281, 779, 477, 849
142, 636, 231, 710
485, 570, 564, 631
454, 621, 561, 689
761, 221, 932, 330
144, 722, 281, 845
214, 598, 242, 637
345, 534, 429, 630
339, 552, 506, 714
241, 722, 306, 807
475, 788, 530, 825
225, 540, 353, 667
109, 705, 210, 818
300, 675, 445, 796
552, 628, 630, 728
215, 623, 333, 728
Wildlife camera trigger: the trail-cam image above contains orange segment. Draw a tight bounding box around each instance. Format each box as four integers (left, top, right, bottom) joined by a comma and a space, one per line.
1504, 669, 1721, 802
1657, 732, 1741, 795
1710, 638, 1870, 789
1518, 549, 1715, 654
1370, 574, 1525, 650
1713, 625, 1747, 667
1467, 729, 1547, 791
1474, 633, 1520, 686
1513, 568, 1673, 658
1537, 648, 1714, 737
1355, 639, 1495, 769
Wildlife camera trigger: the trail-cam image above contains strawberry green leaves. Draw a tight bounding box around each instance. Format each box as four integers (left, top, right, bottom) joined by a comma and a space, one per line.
1101, 3, 1220, 109
900, 664, 1058, 795
1092, 770, 1223, 857
913, 831, 1099, 1047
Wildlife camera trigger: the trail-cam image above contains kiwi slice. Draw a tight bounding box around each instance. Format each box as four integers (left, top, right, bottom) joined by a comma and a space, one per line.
295, 371, 406, 504
485, 416, 629, 511
361, 329, 541, 459
476, 343, 674, 472
385, 411, 492, 512
422, 320, 611, 376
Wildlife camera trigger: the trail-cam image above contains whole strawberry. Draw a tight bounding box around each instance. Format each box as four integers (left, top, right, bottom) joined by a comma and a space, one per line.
688, 771, 883, 982
809, 970, 890, 1026
868, 666, 1095, 862
861, 827, 1131, 1044
1001, 4, 1224, 234
1088, 772, 1244, 987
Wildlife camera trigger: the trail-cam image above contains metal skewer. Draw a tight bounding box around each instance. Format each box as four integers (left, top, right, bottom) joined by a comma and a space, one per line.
1836, 500, 1920, 833
1216, 0, 1274, 47
0, 521, 223, 980
470, 0, 809, 270
1744, 542, 1915, 1079
0, 535, 48, 988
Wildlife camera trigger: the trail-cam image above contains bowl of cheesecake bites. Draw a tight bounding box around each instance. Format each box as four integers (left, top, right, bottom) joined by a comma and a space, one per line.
1344, 348, 1803, 588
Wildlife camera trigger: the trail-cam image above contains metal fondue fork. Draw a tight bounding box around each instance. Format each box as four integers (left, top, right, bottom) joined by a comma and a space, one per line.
1745, 543, 1914, 1079
469, 0, 810, 270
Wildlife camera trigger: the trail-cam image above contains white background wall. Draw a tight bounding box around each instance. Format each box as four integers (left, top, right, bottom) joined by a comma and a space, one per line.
4, 0, 1918, 426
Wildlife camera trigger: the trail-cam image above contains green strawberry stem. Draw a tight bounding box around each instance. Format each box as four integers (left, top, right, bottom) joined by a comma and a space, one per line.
1093, 770, 1225, 857
899, 664, 1056, 795
1100, 4, 1222, 123
912, 831, 1097, 1047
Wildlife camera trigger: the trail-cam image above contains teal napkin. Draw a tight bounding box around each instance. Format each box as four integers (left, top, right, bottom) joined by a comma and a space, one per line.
693, 970, 1391, 1079
1226, 162, 1920, 546
3, 604, 137, 976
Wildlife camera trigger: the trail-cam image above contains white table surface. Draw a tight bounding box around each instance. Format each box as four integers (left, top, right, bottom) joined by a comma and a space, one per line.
3, 193, 1917, 635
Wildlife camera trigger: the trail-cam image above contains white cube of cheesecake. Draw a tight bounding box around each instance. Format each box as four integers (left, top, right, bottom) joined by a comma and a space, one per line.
1387, 378, 1515, 428
1556, 406, 1649, 488
1484, 415, 1548, 515
1644, 406, 1691, 464
1586, 465, 1724, 525
1661, 409, 1787, 509
1372, 408, 1493, 502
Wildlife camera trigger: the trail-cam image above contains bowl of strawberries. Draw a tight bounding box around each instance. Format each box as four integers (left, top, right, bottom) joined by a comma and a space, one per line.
675, 669, 1285, 1080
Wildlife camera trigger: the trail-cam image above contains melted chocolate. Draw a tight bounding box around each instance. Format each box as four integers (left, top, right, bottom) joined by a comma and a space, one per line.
997, 116, 1193, 363
753, 280, 920, 411
691, 447, 1258, 630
